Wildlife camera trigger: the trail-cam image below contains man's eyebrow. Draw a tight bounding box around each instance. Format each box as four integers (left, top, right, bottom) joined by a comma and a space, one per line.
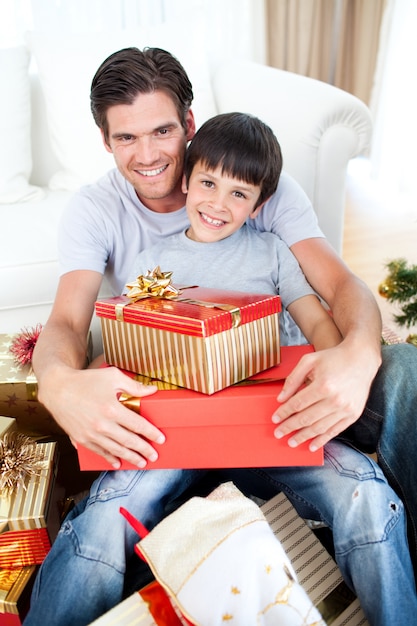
111, 131, 135, 139
111, 122, 180, 140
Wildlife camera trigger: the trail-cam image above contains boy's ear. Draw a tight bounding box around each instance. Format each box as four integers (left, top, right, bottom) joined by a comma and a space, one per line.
181, 174, 188, 194
249, 200, 267, 220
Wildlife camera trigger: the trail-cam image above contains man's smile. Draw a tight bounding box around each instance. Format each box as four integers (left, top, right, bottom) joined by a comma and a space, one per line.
137, 165, 168, 177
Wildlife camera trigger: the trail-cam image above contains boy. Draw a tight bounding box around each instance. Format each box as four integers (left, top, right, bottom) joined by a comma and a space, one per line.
127, 113, 416, 625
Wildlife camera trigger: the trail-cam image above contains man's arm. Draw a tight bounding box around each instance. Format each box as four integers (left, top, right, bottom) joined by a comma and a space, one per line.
273, 237, 382, 450
33, 270, 165, 468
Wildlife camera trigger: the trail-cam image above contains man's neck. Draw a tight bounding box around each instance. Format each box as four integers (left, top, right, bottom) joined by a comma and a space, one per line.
136, 189, 187, 214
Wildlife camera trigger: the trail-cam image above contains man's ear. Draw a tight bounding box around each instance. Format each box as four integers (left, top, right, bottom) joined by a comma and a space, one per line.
186, 109, 196, 141
249, 199, 267, 220
100, 129, 112, 154
181, 174, 188, 194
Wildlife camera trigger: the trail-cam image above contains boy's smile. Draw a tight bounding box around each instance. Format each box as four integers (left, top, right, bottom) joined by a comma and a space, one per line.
183, 162, 263, 243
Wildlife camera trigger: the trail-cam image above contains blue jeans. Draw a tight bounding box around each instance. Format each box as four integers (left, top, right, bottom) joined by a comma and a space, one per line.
24, 440, 416, 626
341, 343, 417, 571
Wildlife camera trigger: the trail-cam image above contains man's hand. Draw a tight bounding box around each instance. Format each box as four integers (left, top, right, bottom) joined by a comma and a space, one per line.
271, 343, 381, 451
38, 365, 163, 469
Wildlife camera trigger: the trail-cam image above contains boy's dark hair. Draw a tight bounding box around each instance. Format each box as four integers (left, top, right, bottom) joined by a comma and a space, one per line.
184, 112, 283, 208
90, 47, 194, 142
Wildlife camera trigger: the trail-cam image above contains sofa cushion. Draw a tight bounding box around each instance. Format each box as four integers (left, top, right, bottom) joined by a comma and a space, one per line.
26, 22, 217, 192
0, 190, 70, 331
0, 46, 44, 204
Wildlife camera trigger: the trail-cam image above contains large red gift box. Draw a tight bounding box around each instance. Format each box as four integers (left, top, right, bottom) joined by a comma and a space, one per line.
77, 345, 323, 470
95, 285, 281, 395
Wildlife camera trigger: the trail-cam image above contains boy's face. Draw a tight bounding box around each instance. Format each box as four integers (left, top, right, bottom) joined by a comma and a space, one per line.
182, 162, 263, 243
103, 90, 195, 213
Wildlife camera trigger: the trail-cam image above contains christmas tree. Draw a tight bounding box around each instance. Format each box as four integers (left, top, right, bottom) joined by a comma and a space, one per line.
379, 258, 417, 345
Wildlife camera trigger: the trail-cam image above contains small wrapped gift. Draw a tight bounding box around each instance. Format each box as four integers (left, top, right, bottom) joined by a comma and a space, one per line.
77, 345, 323, 470
96, 269, 281, 394
0, 437, 58, 568
0, 565, 38, 625
0, 333, 62, 437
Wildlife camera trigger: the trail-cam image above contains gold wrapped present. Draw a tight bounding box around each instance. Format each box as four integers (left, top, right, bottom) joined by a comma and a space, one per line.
0, 441, 58, 568
0, 565, 37, 624
0, 334, 62, 437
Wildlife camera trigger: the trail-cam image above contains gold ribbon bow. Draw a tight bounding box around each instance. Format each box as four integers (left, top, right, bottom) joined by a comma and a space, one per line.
120, 266, 241, 328
125, 266, 180, 301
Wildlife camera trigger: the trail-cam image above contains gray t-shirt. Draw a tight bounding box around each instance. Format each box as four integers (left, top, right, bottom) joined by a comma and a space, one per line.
58, 168, 323, 296
129, 226, 317, 346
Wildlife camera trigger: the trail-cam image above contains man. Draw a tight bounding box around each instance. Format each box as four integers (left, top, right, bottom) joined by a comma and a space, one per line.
25, 47, 417, 624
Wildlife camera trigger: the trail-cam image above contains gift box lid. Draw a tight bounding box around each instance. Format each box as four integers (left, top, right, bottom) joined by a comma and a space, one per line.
95, 287, 281, 338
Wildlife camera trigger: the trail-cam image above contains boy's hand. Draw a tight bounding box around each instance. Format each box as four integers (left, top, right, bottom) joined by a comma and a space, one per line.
271, 344, 378, 451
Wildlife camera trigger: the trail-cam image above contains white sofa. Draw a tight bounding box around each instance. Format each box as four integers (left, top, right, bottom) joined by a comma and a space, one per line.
0, 38, 372, 354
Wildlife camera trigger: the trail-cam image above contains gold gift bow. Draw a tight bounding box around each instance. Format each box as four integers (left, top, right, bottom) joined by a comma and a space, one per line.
118, 266, 242, 328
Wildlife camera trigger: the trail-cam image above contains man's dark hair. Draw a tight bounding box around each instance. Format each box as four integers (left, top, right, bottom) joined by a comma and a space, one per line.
90, 47, 194, 142
184, 112, 283, 208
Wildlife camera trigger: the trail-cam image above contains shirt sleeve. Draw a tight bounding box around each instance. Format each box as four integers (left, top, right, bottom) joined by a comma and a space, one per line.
58, 190, 110, 277
251, 171, 324, 247
275, 236, 317, 309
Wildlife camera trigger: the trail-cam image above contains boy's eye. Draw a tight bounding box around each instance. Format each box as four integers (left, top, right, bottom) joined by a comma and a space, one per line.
202, 180, 214, 188
233, 191, 246, 199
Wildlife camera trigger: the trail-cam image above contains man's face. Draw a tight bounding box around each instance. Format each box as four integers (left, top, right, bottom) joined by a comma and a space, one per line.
182, 161, 263, 243
103, 90, 195, 213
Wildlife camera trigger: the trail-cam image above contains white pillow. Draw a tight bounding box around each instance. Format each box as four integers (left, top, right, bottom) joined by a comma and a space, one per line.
26, 22, 217, 192
0, 46, 44, 203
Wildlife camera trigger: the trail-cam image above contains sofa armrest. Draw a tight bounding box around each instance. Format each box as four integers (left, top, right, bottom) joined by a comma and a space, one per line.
211, 61, 372, 253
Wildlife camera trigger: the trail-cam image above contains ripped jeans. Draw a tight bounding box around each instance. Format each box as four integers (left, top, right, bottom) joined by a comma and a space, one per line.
342, 343, 417, 572
24, 440, 416, 626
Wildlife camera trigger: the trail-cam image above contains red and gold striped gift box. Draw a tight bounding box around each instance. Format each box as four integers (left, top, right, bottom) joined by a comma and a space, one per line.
0, 441, 58, 568
95, 287, 281, 395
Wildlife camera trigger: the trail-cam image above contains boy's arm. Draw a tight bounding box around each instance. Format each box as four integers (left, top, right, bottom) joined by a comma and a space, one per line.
273, 237, 382, 451
286, 295, 342, 351
33, 270, 165, 468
